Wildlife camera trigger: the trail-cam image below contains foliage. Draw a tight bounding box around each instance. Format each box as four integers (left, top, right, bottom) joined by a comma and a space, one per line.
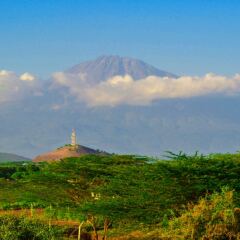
156, 188, 240, 239
0, 215, 63, 240
0, 153, 239, 238
79, 152, 240, 227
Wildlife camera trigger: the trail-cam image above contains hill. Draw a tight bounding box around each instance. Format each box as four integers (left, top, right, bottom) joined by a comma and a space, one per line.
0, 152, 30, 162
33, 144, 107, 162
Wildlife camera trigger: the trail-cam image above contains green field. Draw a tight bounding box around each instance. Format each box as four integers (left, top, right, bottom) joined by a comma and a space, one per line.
0, 152, 239, 239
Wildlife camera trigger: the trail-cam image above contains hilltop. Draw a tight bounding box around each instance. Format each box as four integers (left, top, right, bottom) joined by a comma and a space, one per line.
33, 130, 108, 162
33, 144, 107, 162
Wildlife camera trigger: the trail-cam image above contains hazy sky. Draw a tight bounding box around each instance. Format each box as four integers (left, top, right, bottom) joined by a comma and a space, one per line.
1, 0, 240, 78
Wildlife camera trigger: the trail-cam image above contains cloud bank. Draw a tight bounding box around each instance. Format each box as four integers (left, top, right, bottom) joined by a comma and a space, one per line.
2, 69, 240, 107
0, 70, 39, 104
52, 72, 240, 107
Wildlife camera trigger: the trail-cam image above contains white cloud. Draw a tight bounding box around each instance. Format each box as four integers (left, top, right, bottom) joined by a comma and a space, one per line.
0, 70, 14, 77
0, 70, 39, 104
52, 72, 240, 107
20, 72, 35, 81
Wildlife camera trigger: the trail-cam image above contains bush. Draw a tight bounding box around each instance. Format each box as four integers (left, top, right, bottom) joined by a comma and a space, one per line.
0, 216, 64, 240
159, 188, 240, 239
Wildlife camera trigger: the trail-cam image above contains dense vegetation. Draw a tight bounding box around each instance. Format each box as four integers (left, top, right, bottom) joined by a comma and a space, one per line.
0, 216, 63, 240
0, 152, 239, 239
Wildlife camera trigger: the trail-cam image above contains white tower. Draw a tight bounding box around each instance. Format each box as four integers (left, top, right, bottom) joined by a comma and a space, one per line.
71, 129, 77, 147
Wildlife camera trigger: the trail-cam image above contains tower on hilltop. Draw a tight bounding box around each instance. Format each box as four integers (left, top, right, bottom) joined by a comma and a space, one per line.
32, 128, 108, 162
71, 129, 77, 147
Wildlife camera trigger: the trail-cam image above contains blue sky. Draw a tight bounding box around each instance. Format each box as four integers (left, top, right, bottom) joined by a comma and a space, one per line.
1, 0, 240, 78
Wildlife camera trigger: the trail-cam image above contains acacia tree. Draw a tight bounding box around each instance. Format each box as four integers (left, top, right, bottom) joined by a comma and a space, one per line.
78, 162, 174, 238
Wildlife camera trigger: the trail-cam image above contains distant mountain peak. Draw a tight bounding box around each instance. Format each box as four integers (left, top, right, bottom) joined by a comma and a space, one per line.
66, 55, 177, 84
0, 152, 31, 162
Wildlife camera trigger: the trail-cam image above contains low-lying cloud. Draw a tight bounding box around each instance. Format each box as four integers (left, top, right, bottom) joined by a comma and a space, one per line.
0, 70, 39, 104
52, 72, 240, 107
2, 70, 240, 107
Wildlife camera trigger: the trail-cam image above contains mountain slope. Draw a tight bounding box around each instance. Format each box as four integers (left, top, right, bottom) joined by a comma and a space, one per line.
0, 152, 31, 162
66, 55, 177, 84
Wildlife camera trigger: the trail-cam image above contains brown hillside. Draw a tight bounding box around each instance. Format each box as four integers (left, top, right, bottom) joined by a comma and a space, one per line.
33, 145, 105, 163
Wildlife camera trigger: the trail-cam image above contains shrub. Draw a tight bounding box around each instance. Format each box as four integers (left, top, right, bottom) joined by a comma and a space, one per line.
159, 188, 240, 239
0, 216, 64, 240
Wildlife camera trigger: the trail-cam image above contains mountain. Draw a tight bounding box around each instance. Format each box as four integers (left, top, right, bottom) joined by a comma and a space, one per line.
1, 56, 240, 158
0, 152, 31, 162
66, 55, 177, 84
